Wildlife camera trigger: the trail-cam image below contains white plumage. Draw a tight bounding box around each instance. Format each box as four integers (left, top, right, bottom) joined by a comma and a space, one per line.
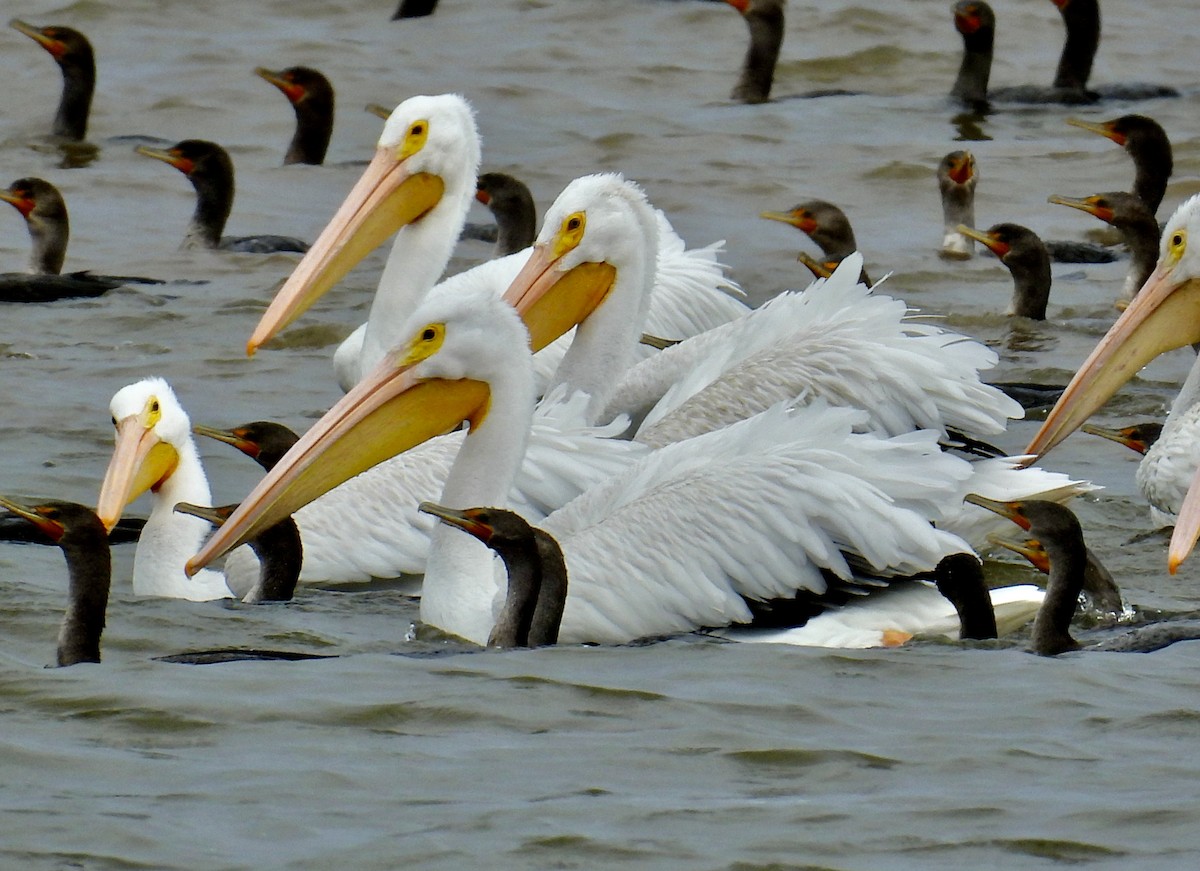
191, 286, 983, 646
98, 379, 233, 601
721, 582, 1046, 648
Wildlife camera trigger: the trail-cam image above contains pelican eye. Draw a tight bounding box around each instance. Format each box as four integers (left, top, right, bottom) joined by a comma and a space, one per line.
142, 396, 163, 428
552, 211, 587, 258
39, 506, 60, 521
401, 322, 446, 365
398, 119, 430, 160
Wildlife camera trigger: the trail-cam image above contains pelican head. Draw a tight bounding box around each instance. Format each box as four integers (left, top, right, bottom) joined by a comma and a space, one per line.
246, 93, 480, 355
189, 288, 534, 573
96, 378, 189, 532
502, 173, 658, 356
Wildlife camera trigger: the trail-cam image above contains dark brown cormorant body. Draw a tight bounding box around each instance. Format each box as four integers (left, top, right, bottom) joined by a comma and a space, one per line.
256, 66, 335, 166
0, 497, 110, 667
0, 178, 163, 302
136, 140, 309, 253
10, 19, 94, 141
419, 503, 567, 648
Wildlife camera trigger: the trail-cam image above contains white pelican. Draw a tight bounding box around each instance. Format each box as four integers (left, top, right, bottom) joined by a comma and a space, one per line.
97, 378, 234, 600
246, 93, 747, 393
220, 173, 1084, 591
190, 171, 1083, 643
503, 176, 1089, 549
1026, 194, 1200, 572
224, 164, 746, 588
190, 286, 981, 645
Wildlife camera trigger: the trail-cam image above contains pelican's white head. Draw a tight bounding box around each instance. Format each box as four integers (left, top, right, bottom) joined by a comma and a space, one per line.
97, 378, 191, 531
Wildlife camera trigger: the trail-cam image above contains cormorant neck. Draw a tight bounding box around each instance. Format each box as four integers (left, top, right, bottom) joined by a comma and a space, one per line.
1128, 134, 1172, 214
1053, 0, 1099, 91
939, 180, 976, 256
492, 192, 536, 257
25, 211, 68, 275
951, 28, 992, 107
57, 531, 111, 666
1005, 248, 1051, 320
1117, 211, 1163, 301
286, 95, 333, 166
732, 4, 783, 104
244, 517, 302, 602
933, 553, 997, 641
1030, 532, 1087, 656
53, 54, 94, 141
185, 167, 234, 249
486, 533, 543, 647
529, 529, 568, 646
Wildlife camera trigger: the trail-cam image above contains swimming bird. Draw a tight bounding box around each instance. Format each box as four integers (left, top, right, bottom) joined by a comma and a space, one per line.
970, 496, 1198, 654
938, 151, 977, 259
192, 174, 1086, 642
10, 19, 94, 141
949, 1, 995, 110
949, 0, 1176, 109
724, 0, 783, 103
188, 420, 303, 602
1048, 191, 1159, 303
721, 0, 856, 103
472, 172, 537, 256
494, 176, 1090, 551
175, 502, 301, 603
246, 94, 746, 393
193, 420, 300, 472
1026, 196, 1200, 566
1081, 421, 1162, 455
956, 223, 1052, 319
0, 177, 163, 302
988, 527, 1125, 616
135, 140, 309, 253
190, 283, 982, 646
419, 503, 566, 648
96, 378, 234, 600
255, 66, 335, 166
1065, 115, 1173, 215
0, 496, 110, 666
759, 200, 871, 285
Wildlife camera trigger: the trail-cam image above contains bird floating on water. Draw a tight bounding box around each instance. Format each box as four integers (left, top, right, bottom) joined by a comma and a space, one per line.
136, 140, 309, 253
255, 66, 335, 166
